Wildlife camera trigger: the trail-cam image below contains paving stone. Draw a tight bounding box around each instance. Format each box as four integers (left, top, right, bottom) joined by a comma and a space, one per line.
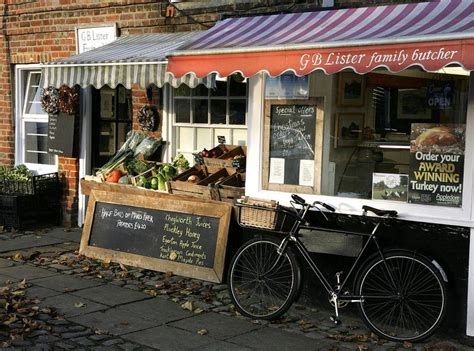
44, 228, 82, 243
61, 330, 94, 339
115, 297, 192, 324
40, 294, 107, 318
70, 308, 158, 336
48, 263, 75, 271
118, 342, 141, 351
0, 264, 59, 280
122, 325, 213, 350
102, 338, 124, 346
34, 334, 61, 343
26, 285, 61, 299
32, 274, 103, 292
169, 312, 262, 340
227, 326, 332, 351
0, 235, 65, 253
71, 336, 96, 346
0, 273, 18, 285
0, 258, 15, 268
89, 334, 111, 341
54, 341, 77, 349
71, 284, 150, 307
191, 340, 255, 351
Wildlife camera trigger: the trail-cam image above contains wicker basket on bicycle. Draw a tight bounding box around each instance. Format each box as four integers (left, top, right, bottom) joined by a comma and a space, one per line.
236, 196, 291, 231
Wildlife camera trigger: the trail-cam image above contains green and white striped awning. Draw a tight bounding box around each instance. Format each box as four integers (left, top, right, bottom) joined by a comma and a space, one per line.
41, 32, 214, 89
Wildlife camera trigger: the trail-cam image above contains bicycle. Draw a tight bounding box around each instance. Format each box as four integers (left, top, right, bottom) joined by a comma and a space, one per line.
227, 194, 448, 342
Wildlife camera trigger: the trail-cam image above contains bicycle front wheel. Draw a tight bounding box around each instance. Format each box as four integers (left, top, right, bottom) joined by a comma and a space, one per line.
356, 251, 447, 342
228, 237, 301, 320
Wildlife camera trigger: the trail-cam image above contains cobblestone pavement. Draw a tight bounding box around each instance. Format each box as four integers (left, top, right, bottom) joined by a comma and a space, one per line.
0, 226, 472, 350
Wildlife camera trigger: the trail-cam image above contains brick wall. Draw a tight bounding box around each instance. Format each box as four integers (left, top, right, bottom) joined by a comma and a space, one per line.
0, 0, 426, 226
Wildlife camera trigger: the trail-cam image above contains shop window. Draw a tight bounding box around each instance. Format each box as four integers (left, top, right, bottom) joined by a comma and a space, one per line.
173, 74, 248, 162
91, 85, 132, 169
15, 68, 57, 174
263, 69, 469, 208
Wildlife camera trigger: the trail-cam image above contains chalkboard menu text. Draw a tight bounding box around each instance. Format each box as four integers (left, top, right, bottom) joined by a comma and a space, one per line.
80, 190, 232, 283
48, 112, 75, 157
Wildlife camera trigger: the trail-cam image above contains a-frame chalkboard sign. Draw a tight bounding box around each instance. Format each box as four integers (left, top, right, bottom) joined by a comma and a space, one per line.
80, 190, 232, 283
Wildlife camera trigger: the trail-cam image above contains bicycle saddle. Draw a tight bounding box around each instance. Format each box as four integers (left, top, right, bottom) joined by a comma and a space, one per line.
362, 205, 398, 217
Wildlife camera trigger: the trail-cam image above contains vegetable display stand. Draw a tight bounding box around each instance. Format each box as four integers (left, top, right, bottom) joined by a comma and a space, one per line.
0, 172, 60, 229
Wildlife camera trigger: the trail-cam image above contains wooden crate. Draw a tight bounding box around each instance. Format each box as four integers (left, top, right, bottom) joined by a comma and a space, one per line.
203, 144, 246, 169
168, 165, 210, 199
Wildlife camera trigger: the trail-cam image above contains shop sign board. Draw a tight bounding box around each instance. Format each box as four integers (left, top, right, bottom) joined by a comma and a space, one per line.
408, 124, 465, 207
48, 112, 75, 157
269, 104, 316, 185
80, 190, 232, 283
427, 82, 454, 110
76, 25, 117, 54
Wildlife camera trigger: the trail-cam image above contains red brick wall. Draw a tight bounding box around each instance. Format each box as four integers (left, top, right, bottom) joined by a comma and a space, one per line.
0, 0, 426, 226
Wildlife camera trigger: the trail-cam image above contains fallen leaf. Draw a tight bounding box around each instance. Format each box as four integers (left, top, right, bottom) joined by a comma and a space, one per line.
103, 258, 112, 265
194, 308, 204, 314
181, 301, 193, 311
119, 263, 128, 271
74, 302, 86, 308
403, 341, 413, 349
358, 345, 369, 351
143, 289, 158, 297
13, 253, 24, 261
17, 279, 28, 289
197, 328, 208, 336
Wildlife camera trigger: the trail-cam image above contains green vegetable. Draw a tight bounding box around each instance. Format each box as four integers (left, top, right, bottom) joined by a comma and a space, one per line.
150, 177, 158, 190
172, 154, 190, 172
157, 173, 166, 191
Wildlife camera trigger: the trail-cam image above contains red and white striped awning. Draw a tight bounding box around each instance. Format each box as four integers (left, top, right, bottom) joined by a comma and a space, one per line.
167, 0, 474, 78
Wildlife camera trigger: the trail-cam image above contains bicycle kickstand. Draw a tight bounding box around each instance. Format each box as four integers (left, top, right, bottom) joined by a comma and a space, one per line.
329, 293, 341, 326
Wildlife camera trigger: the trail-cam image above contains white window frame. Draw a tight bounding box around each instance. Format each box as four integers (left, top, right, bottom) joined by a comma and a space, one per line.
15, 65, 58, 174
171, 78, 248, 159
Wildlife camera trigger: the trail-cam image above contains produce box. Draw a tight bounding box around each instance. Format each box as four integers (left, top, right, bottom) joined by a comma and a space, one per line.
202, 144, 246, 169
0, 193, 60, 229
0, 172, 59, 195
167, 165, 210, 199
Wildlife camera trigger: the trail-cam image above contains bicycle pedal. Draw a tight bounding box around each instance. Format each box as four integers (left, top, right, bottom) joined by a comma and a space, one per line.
329, 315, 341, 325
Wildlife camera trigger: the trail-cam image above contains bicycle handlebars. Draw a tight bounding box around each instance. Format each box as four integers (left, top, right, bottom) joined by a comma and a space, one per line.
291, 194, 336, 213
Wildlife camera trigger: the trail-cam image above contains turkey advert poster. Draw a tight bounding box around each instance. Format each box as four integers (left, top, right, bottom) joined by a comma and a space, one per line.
408, 124, 465, 207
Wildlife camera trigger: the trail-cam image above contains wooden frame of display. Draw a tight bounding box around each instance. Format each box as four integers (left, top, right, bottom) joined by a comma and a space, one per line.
80, 190, 232, 283
262, 98, 324, 194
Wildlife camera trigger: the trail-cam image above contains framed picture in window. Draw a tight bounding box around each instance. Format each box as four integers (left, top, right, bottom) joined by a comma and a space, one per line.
397, 88, 431, 119
337, 72, 365, 106
334, 113, 364, 148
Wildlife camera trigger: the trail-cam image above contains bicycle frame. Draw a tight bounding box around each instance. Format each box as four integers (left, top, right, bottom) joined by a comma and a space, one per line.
272, 205, 396, 304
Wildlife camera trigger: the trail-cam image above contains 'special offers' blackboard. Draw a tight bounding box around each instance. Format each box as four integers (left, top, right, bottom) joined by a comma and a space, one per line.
270, 104, 316, 185
80, 190, 232, 283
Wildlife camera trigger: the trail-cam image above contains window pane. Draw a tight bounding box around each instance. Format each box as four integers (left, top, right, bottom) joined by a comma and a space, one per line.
117, 122, 132, 150
193, 84, 209, 97
229, 74, 247, 97
196, 128, 212, 151
179, 127, 194, 151
24, 122, 54, 165
25, 73, 47, 115
99, 122, 116, 156
210, 100, 226, 124
175, 84, 191, 97
116, 86, 132, 120
175, 100, 191, 123
210, 80, 227, 97
229, 100, 246, 125
192, 99, 208, 124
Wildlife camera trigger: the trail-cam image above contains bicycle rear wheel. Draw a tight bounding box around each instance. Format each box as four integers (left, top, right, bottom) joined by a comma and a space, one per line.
356, 251, 447, 342
228, 237, 301, 320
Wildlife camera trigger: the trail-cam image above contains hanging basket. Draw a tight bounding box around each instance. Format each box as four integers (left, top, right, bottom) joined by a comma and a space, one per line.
40, 87, 60, 114
137, 105, 159, 132
58, 85, 79, 115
